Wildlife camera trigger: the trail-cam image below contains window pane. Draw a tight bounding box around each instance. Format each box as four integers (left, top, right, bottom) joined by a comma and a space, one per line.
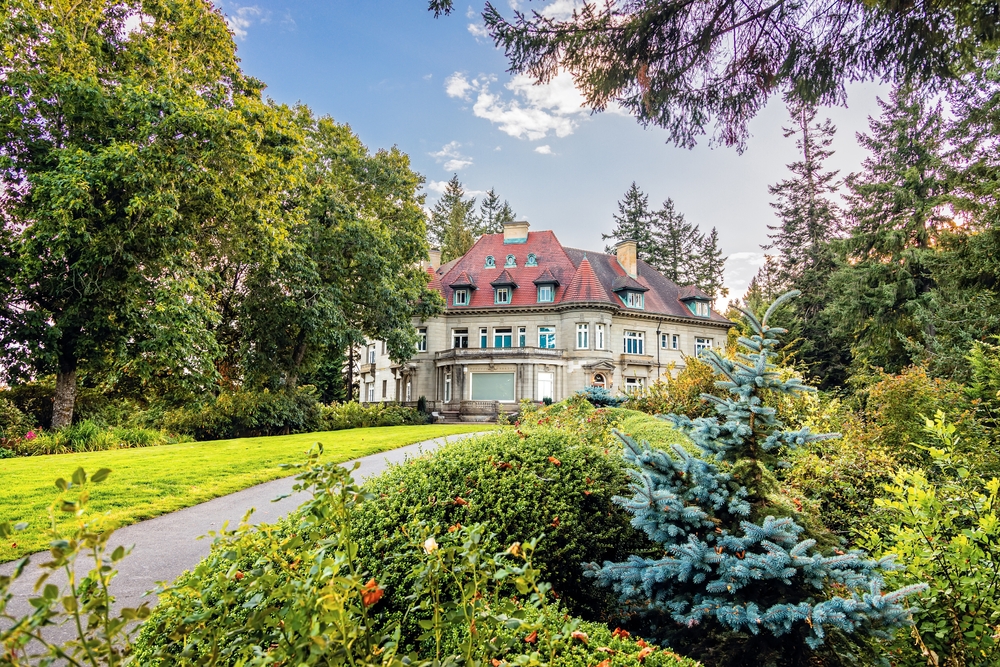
538, 326, 555, 349
471, 373, 515, 401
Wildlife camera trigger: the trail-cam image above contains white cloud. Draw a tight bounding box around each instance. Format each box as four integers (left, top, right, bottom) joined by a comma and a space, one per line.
540, 0, 585, 20
224, 4, 264, 40
534, 145, 552, 154
445, 70, 589, 141
724, 251, 767, 299
427, 180, 451, 195
468, 22, 489, 38
430, 141, 474, 171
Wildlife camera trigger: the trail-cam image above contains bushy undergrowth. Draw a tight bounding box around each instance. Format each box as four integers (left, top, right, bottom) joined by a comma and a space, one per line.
321, 400, 428, 430
160, 387, 323, 440
8, 420, 186, 456
577, 385, 627, 407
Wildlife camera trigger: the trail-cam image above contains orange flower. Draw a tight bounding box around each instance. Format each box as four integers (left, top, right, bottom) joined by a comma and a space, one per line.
448, 523, 462, 533
361, 578, 384, 607
491, 660, 502, 667
611, 627, 630, 639
637, 647, 655, 661
551, 516, 560, 527
455, 497, 469, 506
524, 630, 538, 644
596, 660, 611, 667
636, 639, 648, 648
596, 647, 616, 655
571, 630, 589, 644
234, 571, 245, 581
548, 456, 562, 466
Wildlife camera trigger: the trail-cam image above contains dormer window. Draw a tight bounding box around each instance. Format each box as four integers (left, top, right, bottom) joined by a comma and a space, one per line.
526, 253, 538, 267
622, 291, 644, 309
453, 289, 469, 306
688, 301, 710, 317
505, 254, 517, 268
495, 287, 511, 304
485, 255, 496, 268
537, 284, 554, 303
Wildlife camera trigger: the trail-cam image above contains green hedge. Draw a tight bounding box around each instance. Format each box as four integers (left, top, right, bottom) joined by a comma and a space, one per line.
8, 420, 185, 456
160, 386, 323, 440
320, 401, 428, 430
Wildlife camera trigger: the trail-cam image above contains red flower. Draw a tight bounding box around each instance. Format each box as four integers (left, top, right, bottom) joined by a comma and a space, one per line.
361, 578, 384, 607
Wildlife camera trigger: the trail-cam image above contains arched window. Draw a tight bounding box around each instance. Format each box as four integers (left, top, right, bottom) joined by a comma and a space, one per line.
525, 253, 538, 266
592, 373, 606, 388
505, 254, 517, 267
485, 255, 496, 268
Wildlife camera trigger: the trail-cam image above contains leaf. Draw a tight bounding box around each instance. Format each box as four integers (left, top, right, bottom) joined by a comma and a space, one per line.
72, 468, 86, 486
91, 468, 112, 483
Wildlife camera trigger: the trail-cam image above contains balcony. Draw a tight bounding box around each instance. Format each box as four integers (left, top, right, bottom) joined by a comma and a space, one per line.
434, 346, 565, 365
620, 354, 655, 367
359, 362, 376, 375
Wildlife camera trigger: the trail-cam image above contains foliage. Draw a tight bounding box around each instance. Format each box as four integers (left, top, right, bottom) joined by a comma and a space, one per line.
0, 398, 30, 442
586, 292, 925, 666
1, 467, 152, 665
577, 386, 626, 408
8, 421, 184, 457
625, 359, 721, 420
477, 188, 517, 234
161, 387, 323, 440
866, 413, 1000, 667
432, 0, 1000, 148
967, 337, 1000, 425
321, 401, 429, 430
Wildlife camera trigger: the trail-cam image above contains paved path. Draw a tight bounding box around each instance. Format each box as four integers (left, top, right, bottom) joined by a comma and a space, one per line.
0, 432, 487, 643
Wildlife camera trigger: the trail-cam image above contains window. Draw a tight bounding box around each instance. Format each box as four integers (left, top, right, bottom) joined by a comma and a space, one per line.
595, 324, 605, 350
367, 347, 376, 364
505, 254, 517, 268
495, 287, 511, 304
444, 371, 452, 403
623, 330, 644, 355
537, 284, 554, 303
624, 377, 645, 393
622, 291, 644, 309
406, 380, 412, 402
471, 372, 515, 401
417, 328, 427, 352
485, 255, 496, 268
672, 334, 679, 350
453, 328, 469, 348
537, 372, 554, 401
453, 289, 469, 306
538, 326, 556, 349
518, 327, 526, 348
381, 341, 386, 355
660, 333, 669, 349
494, 327, 513, 348
382, 379, 387, 399
525, 253, 538, 267
592, 373, 606, 388
576, 323, 589, 349
366, 382, 375, 402
689, 301, 710, 317
695, 337, 713, 356
480, 327, 488, 348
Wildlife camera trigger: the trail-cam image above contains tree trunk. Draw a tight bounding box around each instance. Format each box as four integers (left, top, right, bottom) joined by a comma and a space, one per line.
51, 366, 78, 430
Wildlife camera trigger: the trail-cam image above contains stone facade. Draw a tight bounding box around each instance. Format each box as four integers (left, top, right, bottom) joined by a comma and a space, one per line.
360, 222, 732, 418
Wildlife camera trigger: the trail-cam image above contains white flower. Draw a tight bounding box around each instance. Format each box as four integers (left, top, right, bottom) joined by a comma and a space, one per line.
423, 537, 439, 554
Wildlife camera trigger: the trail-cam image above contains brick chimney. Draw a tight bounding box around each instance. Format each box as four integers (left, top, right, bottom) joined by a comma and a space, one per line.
503, 220, 530, 244
428, 246, 441, 270
614, 239, 638, 278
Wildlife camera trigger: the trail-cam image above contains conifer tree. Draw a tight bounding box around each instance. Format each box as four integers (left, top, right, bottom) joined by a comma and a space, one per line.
694, 227, 728, 301
603, 182, 657, 262
827, 86, 950, 373
650, 197, 700, 283
429, 175, 478, 262
476, 188, 516, 235
586, 292, 924, 666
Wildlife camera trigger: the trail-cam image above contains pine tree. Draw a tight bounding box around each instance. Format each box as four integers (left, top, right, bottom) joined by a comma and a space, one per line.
475, 188, 516, 235
586, 292, 924, 666
603, 182, 657, 263
694, 227, 728, 301
429, 175, 478, 262
827, 86, 950, 373
649, 198, 700, 283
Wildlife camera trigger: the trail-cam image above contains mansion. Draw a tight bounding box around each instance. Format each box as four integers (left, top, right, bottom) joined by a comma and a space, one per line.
360, 221, 732, 420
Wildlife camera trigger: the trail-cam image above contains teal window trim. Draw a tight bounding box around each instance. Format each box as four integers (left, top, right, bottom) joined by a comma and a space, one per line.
537, 285, 554, 303
495, 287, 511, 304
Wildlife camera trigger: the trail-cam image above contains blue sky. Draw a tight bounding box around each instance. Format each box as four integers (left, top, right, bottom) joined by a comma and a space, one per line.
219, 0, 889, 297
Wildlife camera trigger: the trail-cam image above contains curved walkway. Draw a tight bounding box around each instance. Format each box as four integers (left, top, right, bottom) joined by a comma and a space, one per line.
0, 431, 487, 641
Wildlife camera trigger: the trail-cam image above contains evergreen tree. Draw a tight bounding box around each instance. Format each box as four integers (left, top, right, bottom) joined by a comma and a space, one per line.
694, 227, 728, 301
603, 182, 657, 263
586, 292, 924, 667
650, 198, 700, 283
760, 102, 846, 385
827, 86, 950, 373
429, 175, 478, 262
475, 188, 516, 235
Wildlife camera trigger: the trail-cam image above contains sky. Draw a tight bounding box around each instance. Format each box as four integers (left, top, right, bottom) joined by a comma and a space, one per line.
218, 0, 891, 298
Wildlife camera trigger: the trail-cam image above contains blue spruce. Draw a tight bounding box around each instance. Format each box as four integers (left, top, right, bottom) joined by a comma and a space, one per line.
586, 292, 924, 666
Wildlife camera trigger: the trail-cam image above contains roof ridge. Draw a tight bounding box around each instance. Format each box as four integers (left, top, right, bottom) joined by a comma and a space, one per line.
562, 255, 611, 303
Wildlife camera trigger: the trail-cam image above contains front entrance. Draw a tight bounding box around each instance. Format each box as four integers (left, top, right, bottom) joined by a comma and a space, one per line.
537, 372, 553, 401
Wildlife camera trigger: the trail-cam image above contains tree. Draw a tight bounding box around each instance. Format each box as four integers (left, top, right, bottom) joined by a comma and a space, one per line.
649, 198, 699, 284
586, 292, 925, 667
694, 227, 728, 301
827, 86, 950, 374
430, 0, 1000, 148
603, 182, 656, 262
475, 188, 517, 235
0, 0, 297, 427
429, 175, 478, 261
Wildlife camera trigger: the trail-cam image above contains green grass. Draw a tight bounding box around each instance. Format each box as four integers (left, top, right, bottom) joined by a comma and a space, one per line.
0, 424, 491, 562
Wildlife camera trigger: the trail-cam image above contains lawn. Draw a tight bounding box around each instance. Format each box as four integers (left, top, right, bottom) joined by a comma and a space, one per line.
0, 424, 491, 562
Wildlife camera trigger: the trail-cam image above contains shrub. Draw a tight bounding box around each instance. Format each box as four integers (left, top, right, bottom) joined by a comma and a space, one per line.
577, 385, 626, 407
320, 401, 428, 431
349, 420, 659, 634
0, 398, 31, 442
161, 386, 323, 440
10, 420, 181, 456
625, 357, 720, 419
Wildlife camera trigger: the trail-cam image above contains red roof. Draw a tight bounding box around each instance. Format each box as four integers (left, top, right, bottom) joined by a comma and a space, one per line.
430, 230, 729, 323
